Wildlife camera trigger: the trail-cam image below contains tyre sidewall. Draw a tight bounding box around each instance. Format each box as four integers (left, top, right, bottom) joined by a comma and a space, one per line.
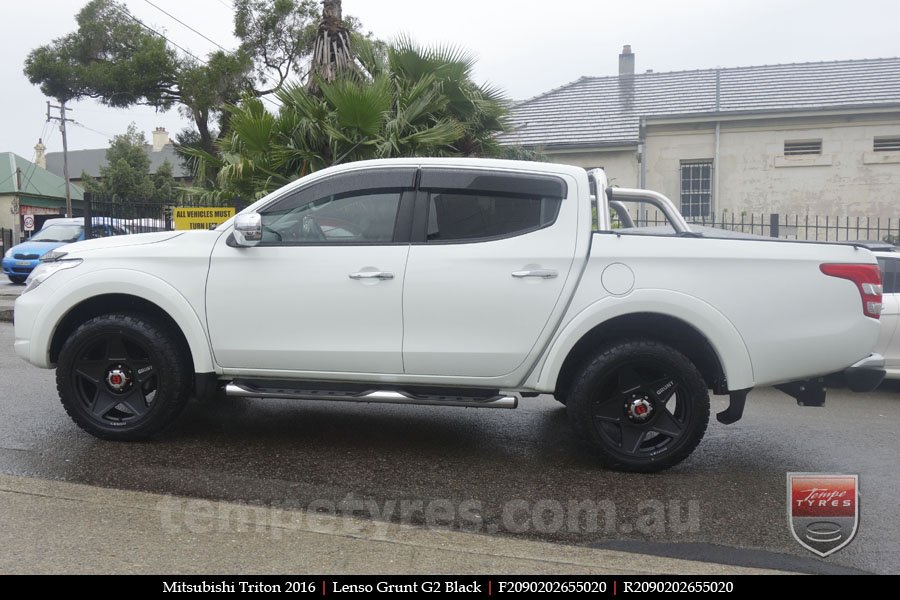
56, 314, 191, 440
568, 340, 710, 472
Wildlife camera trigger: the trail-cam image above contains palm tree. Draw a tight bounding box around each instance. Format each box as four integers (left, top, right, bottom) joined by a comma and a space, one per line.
182, 38, 510, 201
306, 0, 358, 95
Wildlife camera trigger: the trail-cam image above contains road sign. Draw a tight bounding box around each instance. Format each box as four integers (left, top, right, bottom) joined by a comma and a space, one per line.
173, 207, 236, 231
23, 214, 35, 232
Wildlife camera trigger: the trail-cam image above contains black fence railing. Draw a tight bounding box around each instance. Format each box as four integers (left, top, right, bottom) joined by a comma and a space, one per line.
83, 195, 173, 236
616, 211, 900, 244
1, 228, 12, 253
81, 193, 245, 238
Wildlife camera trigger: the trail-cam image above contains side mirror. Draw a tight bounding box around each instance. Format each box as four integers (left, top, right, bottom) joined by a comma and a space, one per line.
233, 213, 262, 247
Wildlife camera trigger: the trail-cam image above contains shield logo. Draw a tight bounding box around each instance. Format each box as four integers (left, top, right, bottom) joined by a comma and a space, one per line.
787, 473, 859, 557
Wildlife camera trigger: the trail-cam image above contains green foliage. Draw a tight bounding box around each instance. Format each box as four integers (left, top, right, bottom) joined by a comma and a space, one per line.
494, 145, 548, 162
23, 0, 344, 152
182, 39, 511, 201
24, 0, 179, 106
234, 0, 319, 91
82, 125, 176, 204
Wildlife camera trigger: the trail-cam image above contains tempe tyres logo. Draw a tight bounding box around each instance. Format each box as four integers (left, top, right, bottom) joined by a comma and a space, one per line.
787, 473, 859, 557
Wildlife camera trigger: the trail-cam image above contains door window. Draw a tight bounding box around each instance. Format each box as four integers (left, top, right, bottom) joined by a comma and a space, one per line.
261, 190, 402, 244
256, 168, 415, 245
424, 191, 560, 242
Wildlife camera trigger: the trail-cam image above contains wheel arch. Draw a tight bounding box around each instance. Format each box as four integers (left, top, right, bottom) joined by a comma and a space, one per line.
34, 271, 215, 373
531, 292, 755, 397
554, 313, 727, 403
50, 294, 193, 368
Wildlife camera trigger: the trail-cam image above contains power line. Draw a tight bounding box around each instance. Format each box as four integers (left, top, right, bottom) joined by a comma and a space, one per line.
0, 122, 49, 190
142, 0, 228, 51
117, 2, 280, 109
15, 122, 53, 192
72, 121, 116, 140
113, 3, 203, 63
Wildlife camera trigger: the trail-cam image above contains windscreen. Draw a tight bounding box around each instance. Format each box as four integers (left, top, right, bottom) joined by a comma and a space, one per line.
29, 224, 83, 243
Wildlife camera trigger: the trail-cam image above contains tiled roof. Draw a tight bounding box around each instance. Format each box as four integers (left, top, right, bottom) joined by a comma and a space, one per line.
499, 57, 900, 148
45, 144, 191, 180
0, 153, 84, 200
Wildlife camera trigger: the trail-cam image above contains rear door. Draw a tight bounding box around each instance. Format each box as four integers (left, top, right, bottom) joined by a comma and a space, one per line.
402, 167, 577, 377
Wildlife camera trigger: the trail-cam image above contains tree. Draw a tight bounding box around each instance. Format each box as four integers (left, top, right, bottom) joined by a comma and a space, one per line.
234, 0, 319, 94
82, 125, 176, 204
23, 0, 361, 153
307, 0, 358, 94
182, 38, 511, 201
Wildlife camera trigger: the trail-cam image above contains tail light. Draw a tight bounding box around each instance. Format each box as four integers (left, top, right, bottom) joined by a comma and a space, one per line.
820, 263, 882, 319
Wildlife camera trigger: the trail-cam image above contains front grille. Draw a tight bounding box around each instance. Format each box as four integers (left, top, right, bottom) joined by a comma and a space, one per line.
14, 253, 39, 260
11, 267, 32, 273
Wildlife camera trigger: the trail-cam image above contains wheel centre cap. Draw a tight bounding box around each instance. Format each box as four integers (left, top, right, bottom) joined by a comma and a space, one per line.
627, 397, 653, 421
106, 366, 132, 393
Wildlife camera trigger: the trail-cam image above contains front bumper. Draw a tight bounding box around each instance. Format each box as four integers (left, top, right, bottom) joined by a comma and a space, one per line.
842, 353, 885, 392
1, 257, 39, 277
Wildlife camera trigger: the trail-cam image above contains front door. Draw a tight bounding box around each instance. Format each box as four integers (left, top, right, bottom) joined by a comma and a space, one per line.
206, 167, 416, 374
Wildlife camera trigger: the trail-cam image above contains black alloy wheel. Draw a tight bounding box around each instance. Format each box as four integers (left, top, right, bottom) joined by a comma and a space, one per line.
567, 339, 710, 472
56, 313, 191, 440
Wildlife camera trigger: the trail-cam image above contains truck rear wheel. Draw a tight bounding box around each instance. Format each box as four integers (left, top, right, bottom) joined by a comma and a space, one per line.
567, 339, 709, 472
56, 313, 192, 440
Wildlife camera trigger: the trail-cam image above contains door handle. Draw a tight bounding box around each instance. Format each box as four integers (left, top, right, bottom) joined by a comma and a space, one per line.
511, 269, 558, 279
349, 271, 394, 280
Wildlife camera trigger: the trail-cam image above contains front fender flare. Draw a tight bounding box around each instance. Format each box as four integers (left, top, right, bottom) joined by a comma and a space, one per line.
31, 269, 216, 373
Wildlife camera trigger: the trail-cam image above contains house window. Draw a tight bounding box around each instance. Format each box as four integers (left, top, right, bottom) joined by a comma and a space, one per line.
874, 136, 900, 152
679, 160, 712, 218
784, 139, 822, 156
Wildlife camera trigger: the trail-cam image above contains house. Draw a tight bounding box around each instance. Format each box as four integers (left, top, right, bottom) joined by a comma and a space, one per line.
500, 48, 900, 219
0, 148, 84, 242
45, 127, 192, 186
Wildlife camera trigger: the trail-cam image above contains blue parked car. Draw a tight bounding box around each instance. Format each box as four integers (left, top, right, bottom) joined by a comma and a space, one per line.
2, 218, 128, 284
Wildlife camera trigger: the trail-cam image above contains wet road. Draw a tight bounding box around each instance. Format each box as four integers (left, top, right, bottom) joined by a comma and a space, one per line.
1, 323, 897, 573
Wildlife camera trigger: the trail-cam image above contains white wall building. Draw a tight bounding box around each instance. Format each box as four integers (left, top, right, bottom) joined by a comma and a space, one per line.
501, 49, 900, 220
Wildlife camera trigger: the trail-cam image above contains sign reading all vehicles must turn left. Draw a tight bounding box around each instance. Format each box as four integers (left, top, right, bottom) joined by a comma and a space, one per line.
173, 207, 236, 231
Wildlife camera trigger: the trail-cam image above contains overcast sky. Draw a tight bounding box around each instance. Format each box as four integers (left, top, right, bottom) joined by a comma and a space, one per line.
4, 0, 900, 161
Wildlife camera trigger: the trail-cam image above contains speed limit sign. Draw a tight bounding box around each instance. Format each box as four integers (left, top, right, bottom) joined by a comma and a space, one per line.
23, 214, 35, 232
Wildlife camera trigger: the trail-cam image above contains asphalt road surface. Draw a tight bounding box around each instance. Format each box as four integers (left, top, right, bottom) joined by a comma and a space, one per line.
0, 322, 897, 574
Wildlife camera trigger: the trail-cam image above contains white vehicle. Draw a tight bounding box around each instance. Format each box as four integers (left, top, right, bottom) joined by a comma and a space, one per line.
13, 159, 886, 472
873, 246, 900, 379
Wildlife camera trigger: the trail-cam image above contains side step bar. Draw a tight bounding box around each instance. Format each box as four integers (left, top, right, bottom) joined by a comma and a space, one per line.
225, 382, 518, 409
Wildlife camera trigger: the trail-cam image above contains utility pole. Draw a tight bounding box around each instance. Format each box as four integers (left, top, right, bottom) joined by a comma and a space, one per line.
12, 168, 22, 245
46, 101, 74, 218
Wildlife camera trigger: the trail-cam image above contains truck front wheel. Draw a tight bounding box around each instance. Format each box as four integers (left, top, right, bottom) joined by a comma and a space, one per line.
56, 313, 192, 440
567, 339, 710, 472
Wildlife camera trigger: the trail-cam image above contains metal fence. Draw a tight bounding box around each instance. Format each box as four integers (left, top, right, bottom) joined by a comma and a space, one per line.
82, 194, 245, 238
0, 228, 12, 253
618, 211, 900, 243
84, 194, 173, 235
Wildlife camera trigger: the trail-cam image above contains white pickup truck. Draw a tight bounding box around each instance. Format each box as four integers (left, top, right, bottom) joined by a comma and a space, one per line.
13, 158, 885, 472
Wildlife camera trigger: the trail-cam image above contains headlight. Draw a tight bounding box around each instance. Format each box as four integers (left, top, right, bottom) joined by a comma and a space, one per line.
23, 259, 82, 294
41, 250, 69, 262
3, 248, 12, 259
